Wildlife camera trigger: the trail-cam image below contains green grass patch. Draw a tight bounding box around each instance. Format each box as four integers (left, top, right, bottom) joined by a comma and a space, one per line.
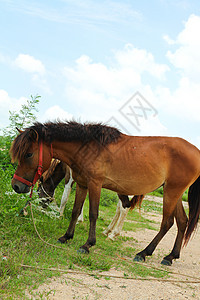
149, 186, 163, 197
0, 168, 169, 299
149, 186, 188, 202
142, 199, 163, 214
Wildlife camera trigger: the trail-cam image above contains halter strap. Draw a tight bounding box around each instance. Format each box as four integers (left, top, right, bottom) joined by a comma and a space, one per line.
13, 174, 33, 187
13, 142, 50, 198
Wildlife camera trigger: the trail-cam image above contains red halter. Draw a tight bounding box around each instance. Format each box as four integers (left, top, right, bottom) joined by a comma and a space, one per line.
13, 142, 45, 198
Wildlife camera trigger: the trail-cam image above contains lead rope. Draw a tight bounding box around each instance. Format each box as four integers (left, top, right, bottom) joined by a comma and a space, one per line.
29, 201, 66, 250
39, 182, 55, 202
18, 263, 200, 284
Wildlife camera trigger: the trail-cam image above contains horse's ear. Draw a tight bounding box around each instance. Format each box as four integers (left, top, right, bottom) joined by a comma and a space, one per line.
29, 129, 39, 142
16, 127, 23, 134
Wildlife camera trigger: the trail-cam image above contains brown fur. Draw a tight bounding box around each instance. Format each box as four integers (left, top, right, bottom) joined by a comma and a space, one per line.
11, 121, 200, 265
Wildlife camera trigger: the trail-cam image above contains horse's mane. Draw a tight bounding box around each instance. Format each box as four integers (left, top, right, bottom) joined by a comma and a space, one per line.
10, 121, 122, 162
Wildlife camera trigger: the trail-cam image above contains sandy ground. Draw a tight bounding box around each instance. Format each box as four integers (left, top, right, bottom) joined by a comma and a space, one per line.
26, 197, 200, 300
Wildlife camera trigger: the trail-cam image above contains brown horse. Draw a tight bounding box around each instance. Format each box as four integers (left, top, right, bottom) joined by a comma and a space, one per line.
38, 159, 143, 230
10, 121, 200, 265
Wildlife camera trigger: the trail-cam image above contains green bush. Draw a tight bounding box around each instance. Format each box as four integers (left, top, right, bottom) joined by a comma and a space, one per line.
100, 189, 118, 206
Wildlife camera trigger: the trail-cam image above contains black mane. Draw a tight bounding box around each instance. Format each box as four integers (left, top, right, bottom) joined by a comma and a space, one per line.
11, 121, 122, 162
33, 121, 122, 145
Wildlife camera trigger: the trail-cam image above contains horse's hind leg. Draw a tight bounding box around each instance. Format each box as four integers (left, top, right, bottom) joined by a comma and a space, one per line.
108, 202, 129, 240
103, 199, 121, 236
161, 198, 188, 266
134, 213, 175, 263
118, 194, 131, 208
134, 187, 184, 264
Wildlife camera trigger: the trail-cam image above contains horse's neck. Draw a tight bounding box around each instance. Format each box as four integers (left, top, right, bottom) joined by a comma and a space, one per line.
52, 141, 81, 167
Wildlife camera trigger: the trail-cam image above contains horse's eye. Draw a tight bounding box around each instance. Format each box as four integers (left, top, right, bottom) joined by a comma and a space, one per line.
25, 153, 33, 159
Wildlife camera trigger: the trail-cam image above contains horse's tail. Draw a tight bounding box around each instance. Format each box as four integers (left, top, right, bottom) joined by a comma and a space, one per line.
130, 194, 145, 211
184, 176, 200, 245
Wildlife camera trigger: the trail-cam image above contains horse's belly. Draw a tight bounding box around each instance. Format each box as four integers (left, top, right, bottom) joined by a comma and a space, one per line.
103, 173, 165, 195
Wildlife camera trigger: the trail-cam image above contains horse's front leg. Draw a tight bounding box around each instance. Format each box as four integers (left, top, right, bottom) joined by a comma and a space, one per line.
58, 184, 87, 243
78, 181, 102, 253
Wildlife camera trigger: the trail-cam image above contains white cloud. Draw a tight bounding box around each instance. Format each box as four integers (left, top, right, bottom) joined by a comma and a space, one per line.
13, 53, 51, 94
114, 44, 169, 79
41, 105, 73, 122
156, 14, 200, 122
163, 34, 175, 45
64, 44, 169, 99
0, 89, 27, 111
156, 77, 200, 122
63, 44, 169, 134
0, 89, 28, 129
14, 54, 45, 75
166, 14, 200, 81
62, 31, 200, 142
137, 116, 168, 136
64, 45, 168, 99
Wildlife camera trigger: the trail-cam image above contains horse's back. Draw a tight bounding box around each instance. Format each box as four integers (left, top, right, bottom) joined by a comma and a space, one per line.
103, 135, 200, 195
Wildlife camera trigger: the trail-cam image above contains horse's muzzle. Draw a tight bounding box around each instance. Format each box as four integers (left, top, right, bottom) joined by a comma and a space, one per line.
12, 180, 30, 194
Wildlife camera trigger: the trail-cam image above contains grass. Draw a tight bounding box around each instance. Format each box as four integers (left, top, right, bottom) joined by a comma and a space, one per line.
149, 186, 188, 202
142, 199, 163, 214
0, 167, 170, 299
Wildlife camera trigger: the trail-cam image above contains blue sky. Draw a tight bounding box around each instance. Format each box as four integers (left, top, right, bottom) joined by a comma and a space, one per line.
0, 0, 200, 147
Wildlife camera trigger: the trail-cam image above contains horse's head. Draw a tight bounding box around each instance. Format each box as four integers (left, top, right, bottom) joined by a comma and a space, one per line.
10, 128, 52, 194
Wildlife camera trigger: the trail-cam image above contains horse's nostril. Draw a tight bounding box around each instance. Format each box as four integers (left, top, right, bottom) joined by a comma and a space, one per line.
13, 184, 20, 193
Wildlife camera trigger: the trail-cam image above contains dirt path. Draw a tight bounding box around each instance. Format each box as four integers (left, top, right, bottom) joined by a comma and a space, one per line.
27, 197, 200, 300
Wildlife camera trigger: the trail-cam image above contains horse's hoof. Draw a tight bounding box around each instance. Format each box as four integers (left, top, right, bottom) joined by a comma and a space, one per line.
77, 248, 89, 254
102, 230, 109, 236
107, 234, 115, 241
57, 240, 63, 244
134, 255, 145, 262
57, 240, 64, 244
57, 237, 67, 244
161, 259, 172, 266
